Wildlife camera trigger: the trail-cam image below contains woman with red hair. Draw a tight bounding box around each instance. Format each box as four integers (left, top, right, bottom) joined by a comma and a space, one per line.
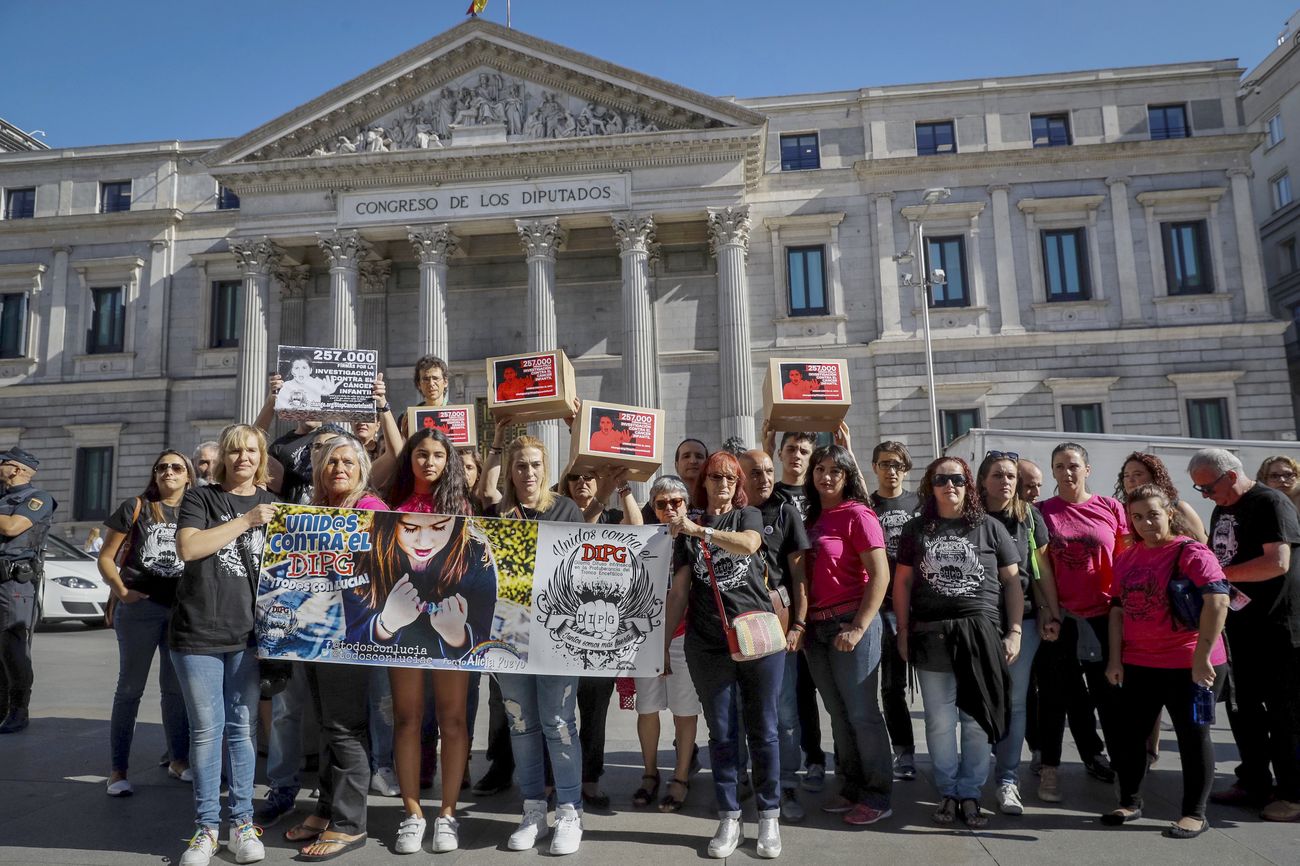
1114, 452, 1206, 544
663, 451, 783, 859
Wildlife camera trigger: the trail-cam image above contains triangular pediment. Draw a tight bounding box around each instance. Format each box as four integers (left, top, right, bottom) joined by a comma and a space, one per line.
204, 19, 765, 166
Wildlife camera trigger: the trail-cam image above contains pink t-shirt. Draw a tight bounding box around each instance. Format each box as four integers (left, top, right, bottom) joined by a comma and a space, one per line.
354, 494, 389, 511
395, 493, 437, 513
1039, 494, 1127, 618
1110, 537, 1228, 669
806, 500, 886, 611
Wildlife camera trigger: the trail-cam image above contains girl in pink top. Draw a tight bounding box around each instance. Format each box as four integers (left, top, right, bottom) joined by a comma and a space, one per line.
1102, 484, 1230, 839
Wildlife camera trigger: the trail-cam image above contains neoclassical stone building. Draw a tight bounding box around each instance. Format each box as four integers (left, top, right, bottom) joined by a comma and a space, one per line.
0, 20, 1292, 534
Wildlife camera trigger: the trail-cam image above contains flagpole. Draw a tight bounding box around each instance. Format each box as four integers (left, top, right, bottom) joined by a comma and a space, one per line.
507, 0, 512, 27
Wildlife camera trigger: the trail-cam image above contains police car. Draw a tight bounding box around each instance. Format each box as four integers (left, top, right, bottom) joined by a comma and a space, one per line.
37, 534, 110, 626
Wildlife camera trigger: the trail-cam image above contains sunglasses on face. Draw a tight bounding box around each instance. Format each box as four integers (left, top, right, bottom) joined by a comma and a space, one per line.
653, 497, 686, 511
986, 450, 1019, 460
1192, 472, 1230, 495
933, 473, 968, 488
154, 462, 186, 474
566, 473, 596, 483
706, 473, 737, 485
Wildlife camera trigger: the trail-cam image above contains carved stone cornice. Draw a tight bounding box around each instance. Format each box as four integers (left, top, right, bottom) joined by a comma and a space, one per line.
1226, 167, 1253, 180
516, 218, 566, 261
316, 230, 371, 270
610, 214, 658, 258
407, 225, 460, 265
1105, 175, 1131, 188
359, 259, 392, 294
707, 206, 752, 257
274, 263, 312, 299
230, 237, 283, 277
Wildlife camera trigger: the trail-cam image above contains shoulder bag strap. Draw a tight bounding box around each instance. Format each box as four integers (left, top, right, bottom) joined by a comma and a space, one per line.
113, 497, 144, 568
700, 541, 732, 631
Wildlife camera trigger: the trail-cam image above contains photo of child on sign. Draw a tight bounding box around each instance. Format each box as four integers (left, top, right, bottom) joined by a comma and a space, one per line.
587, 409, 654, 458
778, 362, 844, 402
493, 355, 557, 403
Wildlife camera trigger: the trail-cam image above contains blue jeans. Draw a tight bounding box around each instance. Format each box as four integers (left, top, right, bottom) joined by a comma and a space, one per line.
686, 639, 782, 818
802, 614, 892, 808
917, 667, 990, 800
994, 621, 1042, 785
368, 666, 393, 771
497, 673, 581, 808
266, 662, 308, 793
110, 598, 189, 773
777, 651, 801, 788
171, 647, 259, 829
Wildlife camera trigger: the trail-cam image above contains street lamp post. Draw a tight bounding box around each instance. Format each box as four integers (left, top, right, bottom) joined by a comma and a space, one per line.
896, 187, 952, 461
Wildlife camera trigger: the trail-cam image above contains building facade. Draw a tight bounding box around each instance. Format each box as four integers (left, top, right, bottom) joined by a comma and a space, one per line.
1, 20, 1292, 537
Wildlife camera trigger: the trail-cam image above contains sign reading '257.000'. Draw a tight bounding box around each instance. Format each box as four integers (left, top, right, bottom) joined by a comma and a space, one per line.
338, 174, 630, 227
255, 505, 671, 676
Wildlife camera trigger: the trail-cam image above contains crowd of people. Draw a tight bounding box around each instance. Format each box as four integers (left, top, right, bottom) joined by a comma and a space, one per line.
2, 353, 1299, 864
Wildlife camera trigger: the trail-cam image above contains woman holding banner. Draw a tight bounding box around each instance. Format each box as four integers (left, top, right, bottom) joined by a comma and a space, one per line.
663, 451, 782, 860
485, 435, 588, 856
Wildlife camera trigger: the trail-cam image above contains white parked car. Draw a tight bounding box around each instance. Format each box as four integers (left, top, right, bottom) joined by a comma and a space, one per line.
38, 533, 110, 626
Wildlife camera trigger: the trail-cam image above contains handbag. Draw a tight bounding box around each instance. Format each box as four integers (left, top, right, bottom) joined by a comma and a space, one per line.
701, 541, 786, 662
105, 497, 143, 628
1165, 541, 1201, 631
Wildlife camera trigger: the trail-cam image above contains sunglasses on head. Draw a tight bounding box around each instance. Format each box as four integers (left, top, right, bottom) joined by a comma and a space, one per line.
154, 462, 186, 474
986, 450, 1019, 460
653, 497, 686, 510
933, 473, 967, 488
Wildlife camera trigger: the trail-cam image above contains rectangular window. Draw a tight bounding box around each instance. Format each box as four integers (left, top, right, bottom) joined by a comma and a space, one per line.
1161, 221, 1214, 295
216, 184, 240, 210
925, 235, 969, 307
1148, 104, 1190, 140
1268, 113, 1285, 148
1281, 237, 1297, 275
210, 280, 242, 348
74, 446, 113, 522
1041, 228, 1091, 300
87, 286, 125, 354
915, 121, 957, 156
99, 180, 131, 214
786, 246, 828, 316
1187, 397, 1230, 440
3, 187, 35, 220
1062, 403, 1105, 434
0, 293, 27, 359
779, 133, 820, 171
1273, 173, 1294, 211
1031, 113, 1072, 147
941, 408, 981, 445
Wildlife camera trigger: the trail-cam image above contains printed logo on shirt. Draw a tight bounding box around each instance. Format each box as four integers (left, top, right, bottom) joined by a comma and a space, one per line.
919, 534, 984, 597
878, 509, 914, 560
135, 522, 183, 577
692, 544, 753, 593
1210, 514, 1238, 566
1118, 565, 1166, 624
1051, 535, 1098, 570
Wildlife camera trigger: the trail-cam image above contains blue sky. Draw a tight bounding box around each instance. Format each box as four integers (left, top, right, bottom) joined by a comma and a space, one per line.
3, 0, 1297, 147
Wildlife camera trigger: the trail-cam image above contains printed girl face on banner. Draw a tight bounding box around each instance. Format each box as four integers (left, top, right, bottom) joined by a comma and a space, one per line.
395, 514, 456, 569
290, 358, 311, 382
411, 436, 449, 487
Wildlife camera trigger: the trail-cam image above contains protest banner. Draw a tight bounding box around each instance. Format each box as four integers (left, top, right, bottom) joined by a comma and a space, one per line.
255, 505, 671, 676
275, 345, 379, 423
762, 357, 851, 432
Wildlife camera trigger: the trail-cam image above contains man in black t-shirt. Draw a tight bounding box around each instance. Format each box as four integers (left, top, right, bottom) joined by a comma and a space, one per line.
1190, 448, 1300, 820
869, 441, 921, 780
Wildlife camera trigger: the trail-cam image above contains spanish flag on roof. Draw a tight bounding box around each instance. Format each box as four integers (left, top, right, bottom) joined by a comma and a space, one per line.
467, 0, 487, 15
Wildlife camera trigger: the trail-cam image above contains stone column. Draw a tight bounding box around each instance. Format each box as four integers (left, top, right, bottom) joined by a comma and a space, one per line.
359, 259, 391, 363
516, 217, 567, 470
1106, 176, 1142, 325
145, 240, 171, 373
707, 205, 757, 446
987, 184, 1024, 334
316, 230, 370, 349
407, 225, 459, 361
230, 237, 282, 423
274, 264, 311, 348
872, 193, 905, 338
1227, 168, 1269, 318
44, 247, 69, 380
611, 214, 659, 408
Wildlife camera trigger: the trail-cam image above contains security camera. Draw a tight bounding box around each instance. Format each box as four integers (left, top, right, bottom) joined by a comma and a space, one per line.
899, 272, 914, 285
931, 268, 947, 284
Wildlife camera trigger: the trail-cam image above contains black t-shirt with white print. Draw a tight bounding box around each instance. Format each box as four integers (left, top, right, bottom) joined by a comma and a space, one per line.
270, 429, 316, 505
171, 484, 276, 653
1210, 483, 1300, 633
674, 506, 772, 653
105, 497, 185, 607
870, 490, 922, 582
895, 514, 1019, 623
775, 481, 809, 519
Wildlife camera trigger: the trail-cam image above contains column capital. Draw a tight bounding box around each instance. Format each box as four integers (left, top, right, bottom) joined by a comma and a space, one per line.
230, 237, 283, 276
1105, 175, 1131, 188
1226, 167, 1254, 180
274, 263, 312, 299
611, 213, 658, 258
407, 224, 460, 265
869, 191, 896, 204
707, 205, 751, 257
316, 230, 371, 270
986, 183, 1011, 195
516, 217, 566, 261
359, 259, 392, 295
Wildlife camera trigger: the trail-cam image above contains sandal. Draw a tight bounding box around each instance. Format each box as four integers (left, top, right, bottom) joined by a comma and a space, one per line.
960, 798, 987, 829
932, 797, 958, 825
659, 778, 690, 813
284, 820, 328, 843
632, 773, 660, 808
297, 832, 367, 862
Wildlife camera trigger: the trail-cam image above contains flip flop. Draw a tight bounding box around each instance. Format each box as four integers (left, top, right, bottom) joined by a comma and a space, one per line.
297, 833, 367, 862
284, 821, 328, 843
632, 774, 660, 808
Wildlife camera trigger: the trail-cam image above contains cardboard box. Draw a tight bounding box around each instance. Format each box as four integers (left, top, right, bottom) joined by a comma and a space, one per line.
762, 358, 851, 432
566, 401, 665, 483
405, 404, 477, 449
485, 350, 577, 424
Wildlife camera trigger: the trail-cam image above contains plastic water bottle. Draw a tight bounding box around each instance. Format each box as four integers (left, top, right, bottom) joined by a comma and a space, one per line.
1192, 684, 1215, 726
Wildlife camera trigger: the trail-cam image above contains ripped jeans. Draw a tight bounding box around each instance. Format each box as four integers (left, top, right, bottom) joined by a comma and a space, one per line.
496, 673, 582, 808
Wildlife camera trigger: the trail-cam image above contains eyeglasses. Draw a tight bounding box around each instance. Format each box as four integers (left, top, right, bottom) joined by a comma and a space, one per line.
566, 473, 596, 483
653, 497, 686, 511
1192, 472, 1230, 495
154, 462, 186, 474
933, 473, 968, 488
986, 450, 1020, 460
875, 460, 906, 472
418, 374, 446, 385
706, 473, 737, 485
1268, 471, 1297, 484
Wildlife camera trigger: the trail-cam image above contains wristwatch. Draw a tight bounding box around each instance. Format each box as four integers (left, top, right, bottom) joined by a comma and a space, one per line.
703, 527, 715, 542
376, 403, 391, 413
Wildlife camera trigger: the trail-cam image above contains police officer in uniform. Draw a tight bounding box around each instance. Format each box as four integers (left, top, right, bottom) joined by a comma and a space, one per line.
0, 448, 56, 734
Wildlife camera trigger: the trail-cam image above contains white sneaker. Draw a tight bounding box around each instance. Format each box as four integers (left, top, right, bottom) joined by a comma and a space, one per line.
394, 813, 426, 855
179, 827, 219, 866
707, 816, 743, 859
106, 778, 134, 797
996, 783, 1024, 815
228, 821, 265, 864
549, 803, 583, 856
508, 799, 550, 851
431, 815, 459, 853
756, 816, 782, 859
370, 766, 400, 797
